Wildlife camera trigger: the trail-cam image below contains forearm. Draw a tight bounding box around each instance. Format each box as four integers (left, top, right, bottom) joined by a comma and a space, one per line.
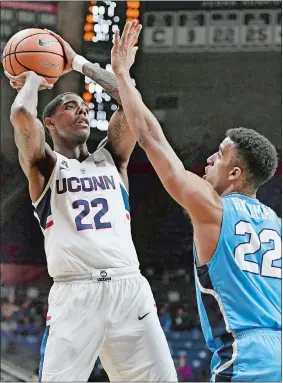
116, 71, 160, 144
11, 75, 41, 116
82, 62, 121, 104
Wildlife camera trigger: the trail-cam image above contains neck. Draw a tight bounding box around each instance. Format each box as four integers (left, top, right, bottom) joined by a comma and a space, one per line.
221, 184, 257, 199
53, 141, 89, 162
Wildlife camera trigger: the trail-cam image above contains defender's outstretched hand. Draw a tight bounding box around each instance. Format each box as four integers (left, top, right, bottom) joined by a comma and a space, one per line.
4, 71, 53, 92
111, 20, 142, 75
44, 29, 76, 75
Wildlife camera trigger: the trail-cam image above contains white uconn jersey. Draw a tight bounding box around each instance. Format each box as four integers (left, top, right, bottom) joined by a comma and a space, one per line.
32, 148, 139, 277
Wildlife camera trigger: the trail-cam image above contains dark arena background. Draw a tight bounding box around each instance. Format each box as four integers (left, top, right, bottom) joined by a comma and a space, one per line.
0, 1, 281, 381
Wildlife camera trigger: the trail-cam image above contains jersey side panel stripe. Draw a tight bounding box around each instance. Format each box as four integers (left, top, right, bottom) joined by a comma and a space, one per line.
120, 184, 130, 213
34, 188, 52, 230
195, 263, 237, 381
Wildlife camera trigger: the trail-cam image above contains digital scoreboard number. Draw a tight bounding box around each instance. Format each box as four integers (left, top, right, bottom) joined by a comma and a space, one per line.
176, 11, 207, 51
241, 11, 273, 49
143, 12, 175, 52
208, 11, 240, 50
142, 2, 281, 53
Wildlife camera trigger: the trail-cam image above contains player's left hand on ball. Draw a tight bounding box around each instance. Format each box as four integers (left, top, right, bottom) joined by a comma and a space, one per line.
111, 19, 142, 75
4, 71, 53, 91
44, 29, 76, 75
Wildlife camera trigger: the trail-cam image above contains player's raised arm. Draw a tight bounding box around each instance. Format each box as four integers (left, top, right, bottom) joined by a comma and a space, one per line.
6, 71, 56, 201
46, 29, 137, 170
111, 21, 222, 224
106, 106, 135, 186
46, 29, 122, 103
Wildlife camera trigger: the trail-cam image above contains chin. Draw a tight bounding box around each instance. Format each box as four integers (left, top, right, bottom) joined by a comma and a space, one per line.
75, 133, 89, 144
78, 129, 90, 139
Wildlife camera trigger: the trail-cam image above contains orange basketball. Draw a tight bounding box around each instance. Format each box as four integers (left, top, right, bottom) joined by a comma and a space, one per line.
2, 28, 65, 85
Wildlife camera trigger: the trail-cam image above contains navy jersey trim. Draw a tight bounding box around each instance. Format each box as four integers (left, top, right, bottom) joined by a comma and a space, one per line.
197, 264, 230, 339
120, 184, 130, 213
34, 188, 52, 230
194, 264, 237, 382
39, 326, 49, 381
215, 340, 235, 382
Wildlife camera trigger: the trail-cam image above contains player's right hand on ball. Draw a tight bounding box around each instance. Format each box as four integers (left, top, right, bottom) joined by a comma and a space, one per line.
4, 71, 53, 92
44, 29, 76, 75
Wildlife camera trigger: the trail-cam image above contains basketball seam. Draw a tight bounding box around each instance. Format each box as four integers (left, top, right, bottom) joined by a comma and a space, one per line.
2, 51, 65, 59
13, 52, 60, 78
13, 49, 60, 78
8, 37, 16, 76
5, 31, 61, 78
6, 32, 50, 61
14, 32, 58, 54
13, 31, 62, 76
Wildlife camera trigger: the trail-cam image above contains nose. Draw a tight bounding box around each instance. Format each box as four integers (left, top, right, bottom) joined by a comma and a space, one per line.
207, 155, 213, 165
207, 152, 217, 165
78, 106, 87, 117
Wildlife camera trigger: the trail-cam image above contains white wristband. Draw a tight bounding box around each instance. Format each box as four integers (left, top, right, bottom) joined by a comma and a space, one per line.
72, 55, 90, 73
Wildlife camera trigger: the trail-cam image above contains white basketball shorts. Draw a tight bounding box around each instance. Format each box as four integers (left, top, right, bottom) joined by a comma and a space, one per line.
39, 267, 177, 381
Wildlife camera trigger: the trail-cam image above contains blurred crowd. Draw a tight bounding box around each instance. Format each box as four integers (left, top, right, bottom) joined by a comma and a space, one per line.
1, 281, 209, 382
1, 150, 281, 382
1, 287, 47, 352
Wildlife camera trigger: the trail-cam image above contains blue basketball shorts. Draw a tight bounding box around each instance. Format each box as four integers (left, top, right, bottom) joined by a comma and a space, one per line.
210, 328, 281, 382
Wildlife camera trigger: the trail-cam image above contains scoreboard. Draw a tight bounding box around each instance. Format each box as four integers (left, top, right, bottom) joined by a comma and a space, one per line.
176, 12, 207, 51
143, 1, 281, 52
0, 1, 58, 54
82, 1, 140, 132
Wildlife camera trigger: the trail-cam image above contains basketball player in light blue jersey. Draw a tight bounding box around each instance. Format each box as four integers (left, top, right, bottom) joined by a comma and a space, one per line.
112, 21, 282, 382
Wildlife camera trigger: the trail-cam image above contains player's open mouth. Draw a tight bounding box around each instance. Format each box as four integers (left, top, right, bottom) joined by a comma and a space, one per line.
76, 118, 89, 126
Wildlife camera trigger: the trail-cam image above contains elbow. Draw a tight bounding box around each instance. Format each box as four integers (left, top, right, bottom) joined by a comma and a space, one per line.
137, 133, 149, 149
135, 119, 158, 150
133, 118, 148, 148
10, 105, 31, 124
137, 132, 158, 151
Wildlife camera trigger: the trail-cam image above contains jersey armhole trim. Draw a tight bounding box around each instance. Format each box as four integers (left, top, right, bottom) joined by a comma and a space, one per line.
32, 156, 57, 208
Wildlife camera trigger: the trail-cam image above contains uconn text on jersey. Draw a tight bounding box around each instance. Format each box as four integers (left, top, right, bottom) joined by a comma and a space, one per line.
56, 175, 116, 194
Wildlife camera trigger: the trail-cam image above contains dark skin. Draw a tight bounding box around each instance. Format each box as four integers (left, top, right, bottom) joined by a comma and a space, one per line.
45, 95, 91, 155
6, 30, 137, 203
44, 93, 134, 190
44, 28, 137, 189
7, 75, 135, 202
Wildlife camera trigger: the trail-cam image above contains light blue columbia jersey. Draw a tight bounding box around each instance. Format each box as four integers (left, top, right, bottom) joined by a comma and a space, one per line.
194, 194, 281, 381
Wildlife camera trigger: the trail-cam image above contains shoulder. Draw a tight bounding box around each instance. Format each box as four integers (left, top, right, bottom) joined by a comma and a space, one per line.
95, 139, 129, 191
96, 138, 115, 163
97, 139, 125, 169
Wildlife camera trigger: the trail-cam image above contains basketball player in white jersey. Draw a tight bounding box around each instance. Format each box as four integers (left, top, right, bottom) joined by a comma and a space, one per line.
4, 30, 177, 382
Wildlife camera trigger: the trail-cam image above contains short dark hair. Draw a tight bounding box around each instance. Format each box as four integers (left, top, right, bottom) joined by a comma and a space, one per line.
42, 92, 78, 131
226, 127, 278, 190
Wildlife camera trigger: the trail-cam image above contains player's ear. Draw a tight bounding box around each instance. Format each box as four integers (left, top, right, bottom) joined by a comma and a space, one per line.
228, 166, 241, 181
45, 117, 55, 132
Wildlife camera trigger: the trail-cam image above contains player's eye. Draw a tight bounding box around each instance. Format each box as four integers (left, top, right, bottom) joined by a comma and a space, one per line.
66, 105, 74, 109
